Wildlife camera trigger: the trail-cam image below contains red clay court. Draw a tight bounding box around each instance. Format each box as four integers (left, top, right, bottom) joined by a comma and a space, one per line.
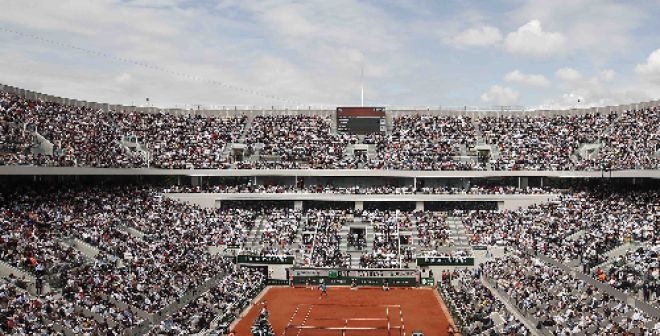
233, 286, 452, 336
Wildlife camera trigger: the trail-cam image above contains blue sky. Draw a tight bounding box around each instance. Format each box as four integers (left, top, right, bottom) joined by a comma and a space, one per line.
0, 0, 659, 109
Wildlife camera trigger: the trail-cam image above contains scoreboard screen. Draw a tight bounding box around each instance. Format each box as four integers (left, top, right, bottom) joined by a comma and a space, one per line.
336, 107, 386, 134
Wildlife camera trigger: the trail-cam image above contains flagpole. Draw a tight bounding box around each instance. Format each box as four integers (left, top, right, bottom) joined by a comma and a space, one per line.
360, 61, 364, 107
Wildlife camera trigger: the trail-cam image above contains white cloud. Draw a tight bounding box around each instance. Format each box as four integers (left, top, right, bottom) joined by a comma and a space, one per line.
599, 69, 616, 82
0, 1, 656, 108
504, 70, 550, 87
126, 0, 183, 8
258, 4, 318, 37
534, 66, 651, 110
507, 1, 644, 59
445, 25, 502, 48
115, 73, 133, 84
504, 20, 565, 57
635, 49, 660, 83
0, 0, 422, 106
480, 85, 519, 105
556, 67, 582, 82
534, 88, 651, 111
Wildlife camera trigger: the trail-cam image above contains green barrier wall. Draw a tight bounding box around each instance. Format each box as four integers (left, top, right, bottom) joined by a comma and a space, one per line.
267, 279, 290, 285
292, 276, 416, 287
292, 268, 418, 287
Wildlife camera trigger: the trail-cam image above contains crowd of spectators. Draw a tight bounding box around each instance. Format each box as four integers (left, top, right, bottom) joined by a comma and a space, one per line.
116, 112, 246, 169
479, 114, 612, 171
151, 266, 265, 335
0, 90, 245, 168
418, 185, 554, 195
0, 92, 74, 166
441, 268, 530, 335
418, 250, 472, 262
305, 209, 352, 268
0, 203, 85, 281
459, 191, 657, 259
33, 92, 151, 167
359, 210, 403, 268
243, 115, 358, 169
60, 251, 145, 327
0, 188, 144, 334
357, 209, 468, 267
0, 179, 657, 334
44, 188, 247, 313
0, 275, 65, 335
0, 185, 266, 334
459, 196, 584, 247
594, 246, 659, 306
459, 189, 659, 312
164, 182, 555, 195
2, 89, 658, 171
411, 211, 451, 249
1, 272, 133, 335
0, 92, 35, 162
484, 250, 658, 335
367, 115, 479, 170
165, 183, 416, 194
578, 108, 659, 170
92, 190, 259, 249
255, 209, 301, 256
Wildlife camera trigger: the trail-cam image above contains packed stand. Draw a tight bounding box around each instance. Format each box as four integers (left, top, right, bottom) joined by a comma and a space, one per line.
305, 209, 352, 268
359, 210, 403, 268
0, 90, 247, 168
151, 266, 266, 335
484, 250, 658, 335
2, 89, 659, 171
32, 107, 144, 168
1, 272, 132, 335
368, 115, 479, 170
594, 246, 659, 306
10, 93, 141, 167
0, 92, 37, 162
577, 108, 659, 170
0, 191, 145, 333
440, 268, 530, 335
479, 114, 612, 170
459, 191, 658, 269
347, 229, 366, 251
0, 91, 88, 166
417, 185, 554, 195
243, 115, 359, 169
165, 183, 415, 194
105, 191, 258, 249
24, 187, 233, 313
255, 209, 301, 256
0, 185, 264, 333
116, 112, 246, 169
0, 190, 88, 281
418, 250, 472, 264
0, 274, 65, 335
165, 183, 556, 195
411, 211, 451, 250
59, 251, 145, 327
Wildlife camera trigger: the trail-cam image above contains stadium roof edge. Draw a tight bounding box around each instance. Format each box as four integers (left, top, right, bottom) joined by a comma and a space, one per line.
2, 83, 659, 116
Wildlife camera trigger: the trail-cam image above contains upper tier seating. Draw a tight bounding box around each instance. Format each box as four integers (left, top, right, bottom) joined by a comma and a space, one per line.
1, 90, 658, 170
